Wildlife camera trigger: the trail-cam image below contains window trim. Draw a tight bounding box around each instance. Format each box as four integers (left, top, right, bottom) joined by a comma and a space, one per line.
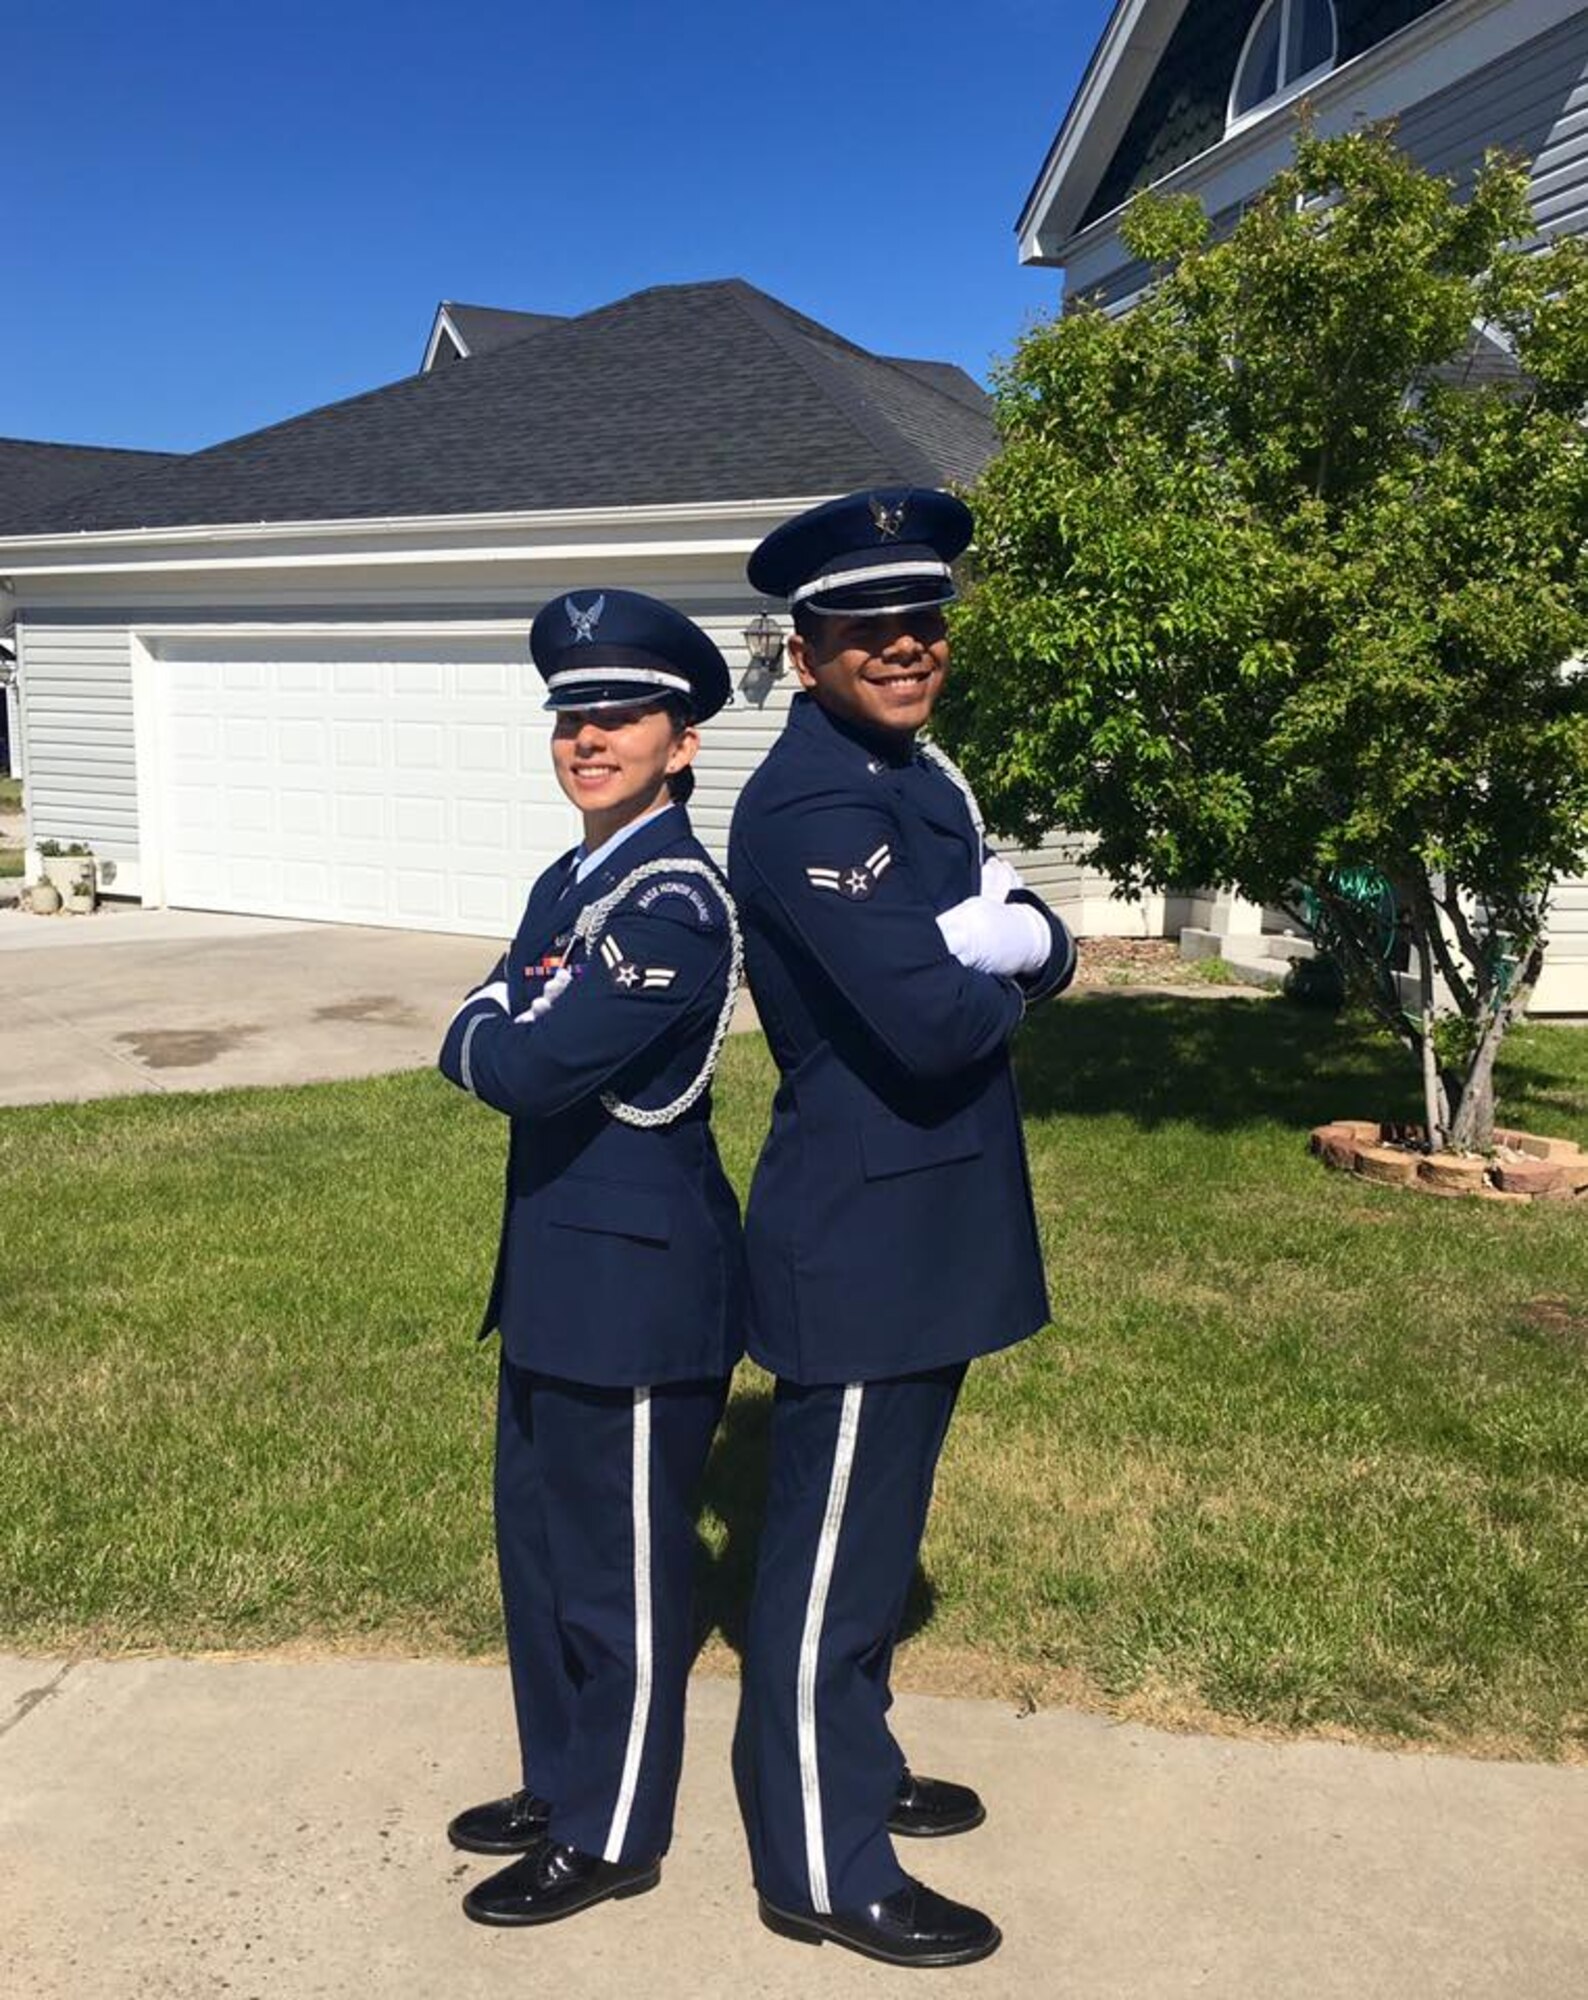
1227, 0, 1339, 136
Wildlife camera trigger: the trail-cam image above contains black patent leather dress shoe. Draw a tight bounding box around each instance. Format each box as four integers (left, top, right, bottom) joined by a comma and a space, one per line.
887, 1770, 987, 1839
759, 1877, 1001, 1967
446, 1788, 553, 1855
463, 1839, 661, 1927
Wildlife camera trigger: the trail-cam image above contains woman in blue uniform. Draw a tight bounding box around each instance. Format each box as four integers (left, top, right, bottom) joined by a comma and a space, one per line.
438, 588, 744, 1928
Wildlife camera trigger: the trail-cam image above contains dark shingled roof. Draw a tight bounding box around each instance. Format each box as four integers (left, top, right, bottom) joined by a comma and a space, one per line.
27, 281, 994, 536
0, 437, 183, 535
440, 302, 567, 357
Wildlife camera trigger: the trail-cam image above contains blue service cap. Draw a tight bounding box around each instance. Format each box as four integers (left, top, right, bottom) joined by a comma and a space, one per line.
529, 588, 731, 720
747, 487, 972, 617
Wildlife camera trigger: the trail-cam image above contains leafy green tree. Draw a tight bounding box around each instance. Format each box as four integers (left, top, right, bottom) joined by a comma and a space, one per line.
946, 127, 1588, 1150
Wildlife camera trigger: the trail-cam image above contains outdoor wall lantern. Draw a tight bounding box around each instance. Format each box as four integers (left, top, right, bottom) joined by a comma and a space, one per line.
739, 608, 786, 706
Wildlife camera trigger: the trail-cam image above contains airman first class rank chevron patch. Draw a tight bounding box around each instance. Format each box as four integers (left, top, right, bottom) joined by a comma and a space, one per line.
599, 932, 678, 992
806, 843, 893, 901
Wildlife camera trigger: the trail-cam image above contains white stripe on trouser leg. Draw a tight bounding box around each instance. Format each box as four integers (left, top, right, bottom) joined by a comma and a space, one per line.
797, 1383, 865, 1915
604, 1387, 654, 1863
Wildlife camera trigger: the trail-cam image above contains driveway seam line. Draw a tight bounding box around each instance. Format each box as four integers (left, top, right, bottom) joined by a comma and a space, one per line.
7, 989, 172, 1092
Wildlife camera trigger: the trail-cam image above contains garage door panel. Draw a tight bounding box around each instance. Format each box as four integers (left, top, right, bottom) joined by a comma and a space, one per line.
393, 796, 446, 845
334, 721, 384, 767
158, 646, 574, 936
456, 724, 510, 773
458, 661, 511, 698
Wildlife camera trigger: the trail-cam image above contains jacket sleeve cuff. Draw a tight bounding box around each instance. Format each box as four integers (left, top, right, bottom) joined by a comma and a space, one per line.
1010, 893, 1078, 1003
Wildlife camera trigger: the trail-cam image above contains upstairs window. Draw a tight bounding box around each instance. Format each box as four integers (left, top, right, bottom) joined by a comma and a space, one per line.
1229, 0, 1337, 129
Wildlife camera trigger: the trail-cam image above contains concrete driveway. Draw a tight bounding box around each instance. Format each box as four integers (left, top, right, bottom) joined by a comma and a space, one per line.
0, 903, 502, 1108
0, 900, 761, 1109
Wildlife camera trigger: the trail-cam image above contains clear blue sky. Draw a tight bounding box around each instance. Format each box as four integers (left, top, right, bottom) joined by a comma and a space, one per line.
7, 0, 1110, 454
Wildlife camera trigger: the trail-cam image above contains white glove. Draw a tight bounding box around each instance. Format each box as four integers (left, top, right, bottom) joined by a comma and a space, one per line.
516, 966, 572, 1024
936, 895, 1051, 978
980, 852, 1026, 903
448, 979, 508, 1028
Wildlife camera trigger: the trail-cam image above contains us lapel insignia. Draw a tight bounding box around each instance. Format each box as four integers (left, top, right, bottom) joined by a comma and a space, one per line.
806, 843, 893, 901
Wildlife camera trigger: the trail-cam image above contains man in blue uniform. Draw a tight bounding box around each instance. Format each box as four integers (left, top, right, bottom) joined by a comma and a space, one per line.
438, 589, 745, 1928
728, 489, 1075, 1967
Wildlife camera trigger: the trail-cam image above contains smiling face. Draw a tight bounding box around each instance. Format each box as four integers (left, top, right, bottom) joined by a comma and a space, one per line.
789, 606, 950, 741
550, 700, 698, 847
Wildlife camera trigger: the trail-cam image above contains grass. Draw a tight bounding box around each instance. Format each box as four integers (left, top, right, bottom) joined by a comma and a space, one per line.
0, 775, 21, 873
1, 999, 1585, 1759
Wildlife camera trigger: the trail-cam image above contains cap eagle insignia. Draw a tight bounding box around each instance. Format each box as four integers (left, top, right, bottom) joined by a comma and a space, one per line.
869, 494, 907, 541
566, 593, 606, 643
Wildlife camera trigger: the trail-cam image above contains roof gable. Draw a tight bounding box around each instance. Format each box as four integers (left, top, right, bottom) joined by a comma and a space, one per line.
421, 300, 568, 370
32, 281, 994, 537
1018, 0, 1453, 260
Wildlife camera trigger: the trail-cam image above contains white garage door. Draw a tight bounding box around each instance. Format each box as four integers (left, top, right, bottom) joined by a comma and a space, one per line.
156, 635, 579, 935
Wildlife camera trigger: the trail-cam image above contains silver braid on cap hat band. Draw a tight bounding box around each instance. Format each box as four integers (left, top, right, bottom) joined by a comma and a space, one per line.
918, 739, 986, 842
570, 858, 743, 1129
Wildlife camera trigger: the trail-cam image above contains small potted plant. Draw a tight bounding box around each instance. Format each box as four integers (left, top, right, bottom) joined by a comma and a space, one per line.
65, 869, 96, 915
40, 840, 95, 898
28, 877, 62, 915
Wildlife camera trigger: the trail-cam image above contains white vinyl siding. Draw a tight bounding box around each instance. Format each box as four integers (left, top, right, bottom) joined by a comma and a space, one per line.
1535, 874, 1588, 1012
15, 620, 139, 856
678, 620, 795, 866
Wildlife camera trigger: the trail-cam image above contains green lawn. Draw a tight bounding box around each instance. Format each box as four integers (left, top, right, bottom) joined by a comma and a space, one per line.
0, 776, 20, 813
2, 999, 1585, 1758
0, 848, 21, 879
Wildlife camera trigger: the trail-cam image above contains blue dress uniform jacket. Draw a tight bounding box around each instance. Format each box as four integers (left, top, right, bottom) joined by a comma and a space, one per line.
727, 694, 1074, 1387
439, 803, 746, 1389
438, 801, 744, 1867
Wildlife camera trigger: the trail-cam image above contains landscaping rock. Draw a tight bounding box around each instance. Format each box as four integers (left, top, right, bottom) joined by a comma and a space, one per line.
1356, 1145, 1420, 1188
1514, 1133, 1579, 1164
1419, 1154, 1488, 1195
1315, 1119, 1584, 1205
1494, 1158, 1571, 1198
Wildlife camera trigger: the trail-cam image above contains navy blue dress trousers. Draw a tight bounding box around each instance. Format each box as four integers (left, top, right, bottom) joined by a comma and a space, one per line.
440, 803, 746, 1863
727, 694, 1074, 1916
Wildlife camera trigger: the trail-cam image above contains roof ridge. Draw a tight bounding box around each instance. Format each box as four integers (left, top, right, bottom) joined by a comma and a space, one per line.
721, 283, 944, 488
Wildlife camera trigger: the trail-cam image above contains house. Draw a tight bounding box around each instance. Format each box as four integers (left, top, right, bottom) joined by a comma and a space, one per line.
0, 438, 182, 778
1015, 0, 1588, 1009
0, 280, 1052, 936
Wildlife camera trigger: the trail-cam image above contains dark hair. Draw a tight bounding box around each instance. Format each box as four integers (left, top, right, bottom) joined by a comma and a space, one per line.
661, 695, 696, 804
792, 602, 824, 644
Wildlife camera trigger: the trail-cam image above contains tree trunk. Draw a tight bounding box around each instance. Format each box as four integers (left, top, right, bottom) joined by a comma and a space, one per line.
1409, 907, 1448, 1150
1448, 936, 1545, 1151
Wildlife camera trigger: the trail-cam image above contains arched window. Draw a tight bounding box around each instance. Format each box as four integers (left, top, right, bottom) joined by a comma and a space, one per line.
1229, 0, 1337, 129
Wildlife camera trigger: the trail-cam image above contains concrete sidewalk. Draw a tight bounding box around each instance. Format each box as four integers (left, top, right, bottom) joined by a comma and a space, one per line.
2, 1657, 1584, 1999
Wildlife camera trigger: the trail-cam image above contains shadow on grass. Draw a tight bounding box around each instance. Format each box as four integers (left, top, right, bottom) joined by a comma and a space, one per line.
694, 1381, 937, 1664
1017, 995, 1425, 1133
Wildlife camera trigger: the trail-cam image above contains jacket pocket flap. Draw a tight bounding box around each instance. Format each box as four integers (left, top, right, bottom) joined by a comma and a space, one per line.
860, 1110, 983, 1182
545, 1180, 672, 1245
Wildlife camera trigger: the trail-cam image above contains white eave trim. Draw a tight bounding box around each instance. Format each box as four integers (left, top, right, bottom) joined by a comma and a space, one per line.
0, 494, 837, 580
1017, 0, 1192, 261
421, 305, 471, 373
1041, 0, 1544, 272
